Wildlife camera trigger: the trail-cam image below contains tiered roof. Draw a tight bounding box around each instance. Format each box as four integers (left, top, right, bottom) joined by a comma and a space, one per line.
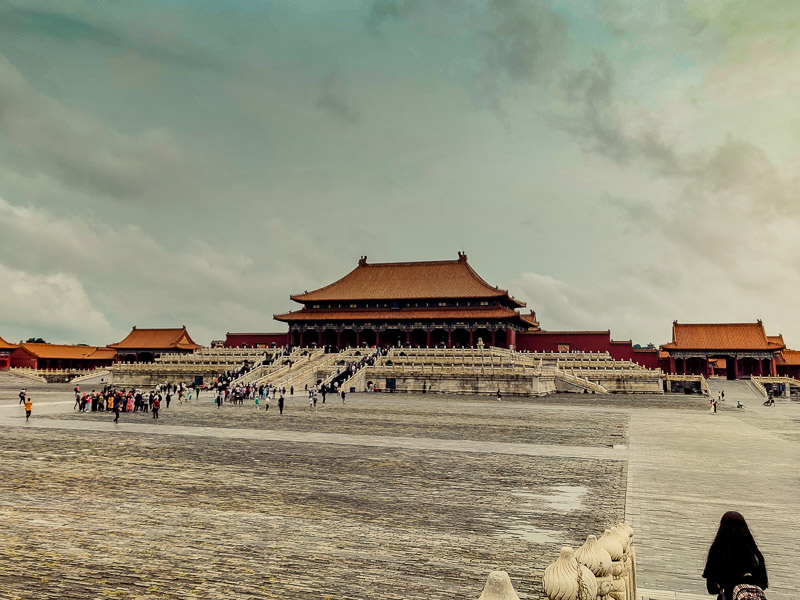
0, 335, 17, 350
661, 321, 784, 352
277, 306, 521, 322
110, 327, 200, 350
777, 349, 800, 366
290, 254, 525, 307
276, 254, 537, 329
17, 343, 116, 361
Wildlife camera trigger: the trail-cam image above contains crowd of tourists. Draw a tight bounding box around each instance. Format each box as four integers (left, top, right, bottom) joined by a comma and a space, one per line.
70, 383, 199, 421
17, 346, 384, 424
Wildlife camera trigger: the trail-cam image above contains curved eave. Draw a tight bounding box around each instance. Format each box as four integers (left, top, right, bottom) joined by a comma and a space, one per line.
274, 307, 531, 324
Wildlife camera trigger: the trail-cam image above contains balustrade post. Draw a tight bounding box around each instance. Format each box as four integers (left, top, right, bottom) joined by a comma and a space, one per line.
478, 571, 520, 600
598, 529, 625, 600
544, 547, 598, 600
575, 535, 613, 600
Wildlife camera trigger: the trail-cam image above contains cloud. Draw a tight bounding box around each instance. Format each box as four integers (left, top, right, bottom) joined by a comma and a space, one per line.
481, 0, 568, 84
0, 6, 228, 71
316, 70, 360, 124
0, 196, 363, 345
0, 264, 114, 344
0, 55, 195, 201
366, 0, 422, 33
514, 271, 675, 344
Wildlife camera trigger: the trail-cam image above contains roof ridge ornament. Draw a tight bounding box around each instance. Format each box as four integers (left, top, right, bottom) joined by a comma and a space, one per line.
457, 251, 467, 262
358, 255, 367, 266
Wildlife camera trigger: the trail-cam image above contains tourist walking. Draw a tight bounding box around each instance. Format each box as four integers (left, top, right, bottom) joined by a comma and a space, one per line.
278, 393, 284, 415
264, 396, 270, 412
24, 397, 32, 422
254, 394, 260, 412
703, 511, 768, 600
113, 400, 120, 423
152, 398, 160, 419
341, 389, 346, 404
18, 388, 26, 405
496, 389, 502, 401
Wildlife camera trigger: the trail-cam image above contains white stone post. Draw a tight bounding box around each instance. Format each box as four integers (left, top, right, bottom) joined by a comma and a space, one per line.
575, 535, 613, 600
598, 529, 625, 600
478, 571, 521, 600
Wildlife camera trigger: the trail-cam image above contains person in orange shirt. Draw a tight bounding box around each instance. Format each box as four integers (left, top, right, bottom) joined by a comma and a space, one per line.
24, 398, 32, 422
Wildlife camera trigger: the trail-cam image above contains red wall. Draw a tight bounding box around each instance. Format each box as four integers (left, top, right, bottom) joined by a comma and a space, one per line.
517, 331, 613, 353
224, 333, 289, 348
516, 331, 661, 370
9, 347, 37, 369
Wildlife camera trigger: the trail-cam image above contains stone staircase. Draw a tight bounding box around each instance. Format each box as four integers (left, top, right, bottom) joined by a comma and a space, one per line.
706, 378, 766, 403
262, 349, 339, 390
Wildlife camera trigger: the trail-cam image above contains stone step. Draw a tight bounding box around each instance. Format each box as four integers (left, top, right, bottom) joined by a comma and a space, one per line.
639, 588, 709, 600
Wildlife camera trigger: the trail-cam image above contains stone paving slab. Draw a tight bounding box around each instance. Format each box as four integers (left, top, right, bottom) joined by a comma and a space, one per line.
2, 386, 797, 600
0, 427, 626, 600
626, 405, 800, 600
34, 394, 631, 448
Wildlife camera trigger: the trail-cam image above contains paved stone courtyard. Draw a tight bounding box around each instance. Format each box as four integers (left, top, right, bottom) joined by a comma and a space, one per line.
0, 384, 797, 600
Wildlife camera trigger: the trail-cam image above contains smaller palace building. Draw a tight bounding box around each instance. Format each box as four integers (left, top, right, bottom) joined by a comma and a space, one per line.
274, 253, 539, 349
109, 326, 200, 362
660, 321, 784, 379
9, 343, 116, 370
0, 335, 17, 370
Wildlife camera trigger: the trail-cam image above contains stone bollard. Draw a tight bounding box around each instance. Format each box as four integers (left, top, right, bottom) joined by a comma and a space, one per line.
575, 535, 613, 600
478, 571, 521, 600
598, 529, 625, 600
543, 547, 598, 600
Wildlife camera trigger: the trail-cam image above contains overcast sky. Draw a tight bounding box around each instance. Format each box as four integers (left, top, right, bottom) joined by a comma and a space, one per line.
1, 1, 798, 347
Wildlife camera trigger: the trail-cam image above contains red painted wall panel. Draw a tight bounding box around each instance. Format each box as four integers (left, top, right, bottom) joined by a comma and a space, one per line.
517, 331, 661, 370
9, 348, 37, 369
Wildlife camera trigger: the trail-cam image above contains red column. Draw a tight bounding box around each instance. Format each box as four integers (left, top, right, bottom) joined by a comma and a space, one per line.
469, 329, 474, 347
770, 358, 777, 376
426, 330, 431, 347
758, 359, 763, 376
508, 329, 517, 349
337, 330, 342, 348
705, 357, 710, 378
491, 330, 496, 346
669, 356, 676, 374
405, 330, 411, 345
318, 330, 322, 347
356, 331, 361, 346
732, 357, 739, 379
447, 330, 452, 348
375, 330, 381, 348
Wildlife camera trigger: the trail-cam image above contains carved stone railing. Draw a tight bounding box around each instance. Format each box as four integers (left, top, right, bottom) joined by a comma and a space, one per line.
543, 523, 636, 600
476, 522, 636, 600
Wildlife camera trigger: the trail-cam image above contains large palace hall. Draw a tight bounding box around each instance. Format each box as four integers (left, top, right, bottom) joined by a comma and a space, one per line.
273, 253, 539, 349
2, 253, 798, 380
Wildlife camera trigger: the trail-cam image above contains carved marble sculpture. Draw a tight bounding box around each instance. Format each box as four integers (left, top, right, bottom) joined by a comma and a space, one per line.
543, 547, 598, 600
478, 571, 520, 600
575, 535, 614, 600
598, 529, 626, 600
